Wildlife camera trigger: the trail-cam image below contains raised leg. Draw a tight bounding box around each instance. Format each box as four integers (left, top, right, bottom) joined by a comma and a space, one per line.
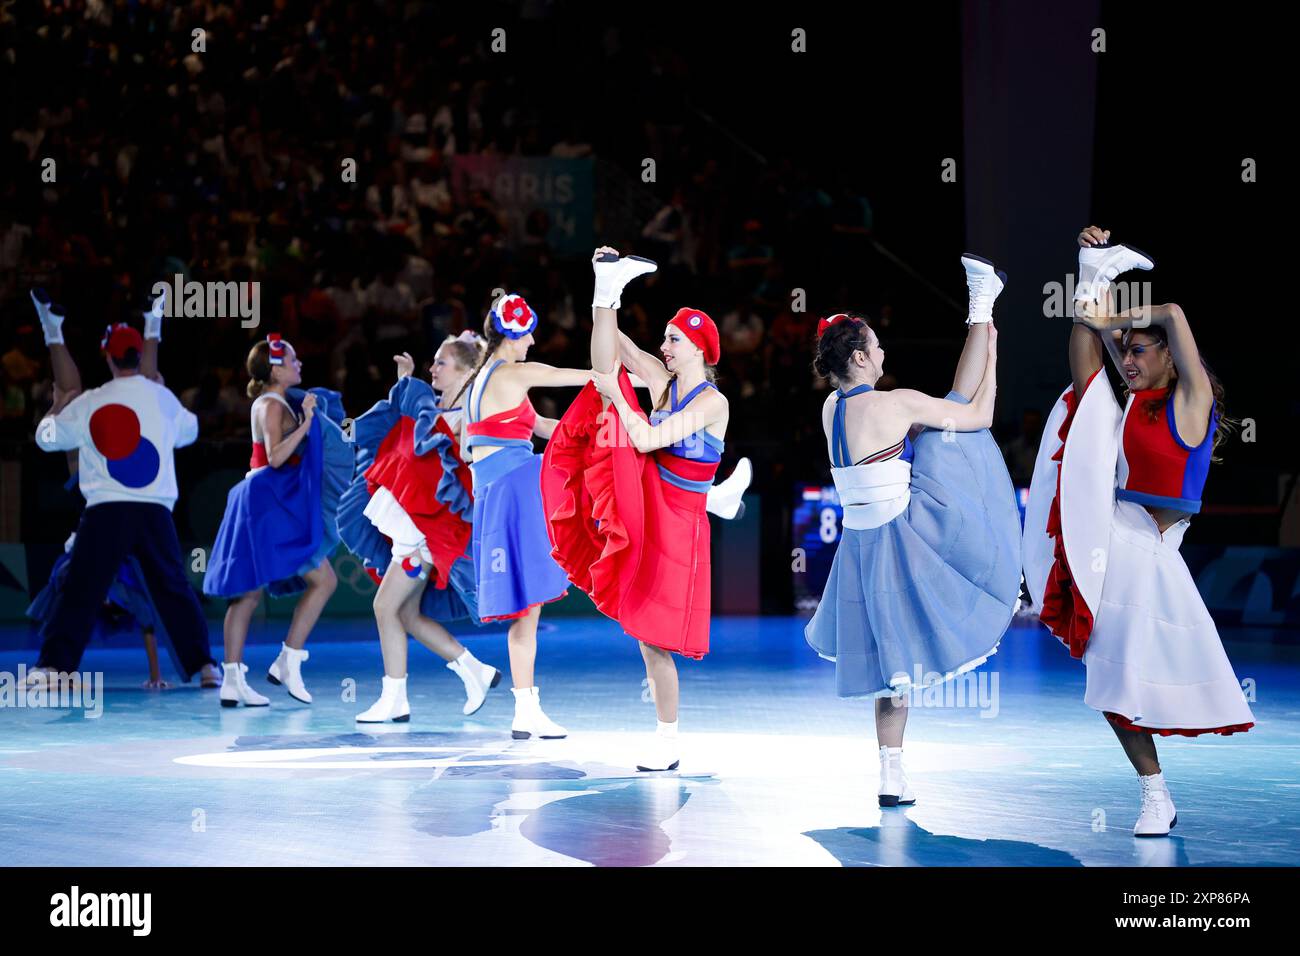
951, 322, 989, 400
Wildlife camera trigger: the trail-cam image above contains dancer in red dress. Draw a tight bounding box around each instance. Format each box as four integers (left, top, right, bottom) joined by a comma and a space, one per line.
337, 335, 505, 723
543, 247, 730, 771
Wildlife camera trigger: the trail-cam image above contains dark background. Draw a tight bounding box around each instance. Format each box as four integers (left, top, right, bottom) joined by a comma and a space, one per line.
1, 2, 1290, 612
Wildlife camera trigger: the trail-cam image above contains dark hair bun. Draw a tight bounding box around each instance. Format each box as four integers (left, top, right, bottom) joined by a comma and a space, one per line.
813, 315, 870, 382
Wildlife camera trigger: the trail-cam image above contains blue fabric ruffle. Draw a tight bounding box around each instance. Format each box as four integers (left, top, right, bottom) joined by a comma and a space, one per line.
335, 377, 479, 624
203, 387, 349, 599
804, 392, 1021, 698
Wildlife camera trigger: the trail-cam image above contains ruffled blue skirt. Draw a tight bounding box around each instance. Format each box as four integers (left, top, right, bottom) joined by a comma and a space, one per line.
805, 392, 1021, 698
470, 445, 569, 622
337, 377, 480, 625
418, 554, 479, 623
202, 389, 351, 599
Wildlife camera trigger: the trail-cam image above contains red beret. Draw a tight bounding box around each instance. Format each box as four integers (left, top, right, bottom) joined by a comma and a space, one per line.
668, 307, 720, 365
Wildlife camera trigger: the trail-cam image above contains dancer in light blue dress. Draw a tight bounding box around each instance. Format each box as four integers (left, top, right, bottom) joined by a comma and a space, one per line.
804, 255, 1021, 806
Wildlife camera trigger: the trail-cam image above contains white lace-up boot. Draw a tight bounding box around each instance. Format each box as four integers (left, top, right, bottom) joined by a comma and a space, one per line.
220, 662, 269, 708
878, 746, 916, 807
1075, 242, 1154, 308
1133, 771, 1177, 837
960, 254, 1006, 325
592, 252, 658, 310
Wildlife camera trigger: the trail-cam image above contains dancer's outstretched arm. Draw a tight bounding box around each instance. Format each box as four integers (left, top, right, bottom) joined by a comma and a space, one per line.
1069, 225, 1111, 399
592, 363, 726, 453
31, 290, 80, 394
1080, 302, 1206, 388
510, 363, 592, 390
1076, 300, 1212, 431
533, 416, 558, 440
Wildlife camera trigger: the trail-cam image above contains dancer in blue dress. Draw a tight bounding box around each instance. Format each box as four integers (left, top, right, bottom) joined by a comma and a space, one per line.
202, 335, 351, 707
453, 294, 592, 740
804, 255, 1021, 807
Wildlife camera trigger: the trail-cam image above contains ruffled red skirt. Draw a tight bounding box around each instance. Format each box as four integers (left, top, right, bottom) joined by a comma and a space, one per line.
365, 416, 471, 591
541, 374, 713, 659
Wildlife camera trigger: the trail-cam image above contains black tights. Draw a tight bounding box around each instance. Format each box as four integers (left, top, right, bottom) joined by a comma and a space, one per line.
875, 695, 909, 748
1109, 716, 1161, 776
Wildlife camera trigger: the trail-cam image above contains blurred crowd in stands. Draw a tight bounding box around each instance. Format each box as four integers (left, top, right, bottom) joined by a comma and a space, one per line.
0, 0, 1043, 495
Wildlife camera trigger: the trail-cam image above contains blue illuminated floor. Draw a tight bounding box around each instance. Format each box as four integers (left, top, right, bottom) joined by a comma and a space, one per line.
1, 616, 1297, 867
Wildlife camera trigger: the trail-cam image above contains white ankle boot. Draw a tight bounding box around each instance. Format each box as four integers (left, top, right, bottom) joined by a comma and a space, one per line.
592, 252, 658, 309
960, 254, 1006, 325
267, 643, 312, 703
706, 457, 752, 520
1075, 242, 1154, 308
30, 288, 65, 346
511, 686, 567, 739
1134, 771, 1177, 837
144, 287, 166, 341
447, 651, 502, 716
220, 662, 270, 708
356, 675, 411, 723
636, 720, 680, 772
878, 746, 916, 807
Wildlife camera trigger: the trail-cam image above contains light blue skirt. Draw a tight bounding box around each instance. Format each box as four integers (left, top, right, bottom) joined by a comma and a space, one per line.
805, 392, 1021, 698
470, 445, 569, 622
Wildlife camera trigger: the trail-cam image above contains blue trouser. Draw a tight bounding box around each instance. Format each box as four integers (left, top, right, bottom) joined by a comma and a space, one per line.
38, 502, 214, 679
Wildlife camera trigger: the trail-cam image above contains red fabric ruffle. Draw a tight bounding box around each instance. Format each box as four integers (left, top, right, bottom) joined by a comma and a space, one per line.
365, 417, 471, 591
1039, 375, 1096, 658
477, 592, 570, 624
1104, 711, 1255, 737
541, 371, 713, 659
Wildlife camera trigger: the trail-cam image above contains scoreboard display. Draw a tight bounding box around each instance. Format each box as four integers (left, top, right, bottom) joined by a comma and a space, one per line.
791, 484, 842, 614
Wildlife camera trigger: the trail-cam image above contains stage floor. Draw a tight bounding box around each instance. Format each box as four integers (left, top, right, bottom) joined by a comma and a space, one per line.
1, 617, 1296, 867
